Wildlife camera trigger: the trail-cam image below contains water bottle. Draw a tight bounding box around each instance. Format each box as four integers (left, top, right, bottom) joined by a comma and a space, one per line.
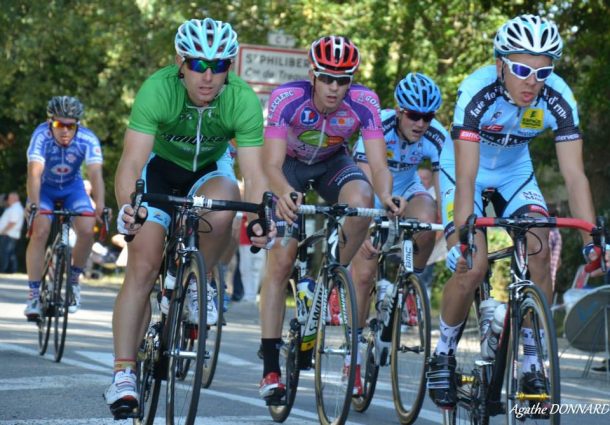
480, 299, 506, 359
375, 279, 392, 313
161, 270, 176, 315
376, 279, 394, 341
296, 276, 315, 324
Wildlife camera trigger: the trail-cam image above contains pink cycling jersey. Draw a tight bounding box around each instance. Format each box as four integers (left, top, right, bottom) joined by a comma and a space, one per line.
264, 80, 384, 164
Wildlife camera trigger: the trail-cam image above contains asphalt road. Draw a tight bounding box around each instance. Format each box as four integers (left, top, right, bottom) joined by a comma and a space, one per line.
0, 273, 609, 424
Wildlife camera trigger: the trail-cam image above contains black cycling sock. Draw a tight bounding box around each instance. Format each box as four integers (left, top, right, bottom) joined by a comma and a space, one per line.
262, 338, 282, 377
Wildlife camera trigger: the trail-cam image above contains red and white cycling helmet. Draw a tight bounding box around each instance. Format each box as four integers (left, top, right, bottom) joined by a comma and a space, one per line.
309, 36, 360, 75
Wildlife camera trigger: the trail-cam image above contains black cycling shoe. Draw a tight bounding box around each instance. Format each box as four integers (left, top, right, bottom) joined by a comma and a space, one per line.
427, 353, 457, 408
108, 399, 139, 420
520, 369, 551, 419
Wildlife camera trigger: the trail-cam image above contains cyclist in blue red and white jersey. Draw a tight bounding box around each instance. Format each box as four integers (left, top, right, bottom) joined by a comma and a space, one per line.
259, 35, 404, 402
351, 73, 448, 377
428, 14, 609, 408
24, 96, 105, 319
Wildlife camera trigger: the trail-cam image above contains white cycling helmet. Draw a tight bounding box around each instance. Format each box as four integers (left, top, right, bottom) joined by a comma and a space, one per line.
175, 18, 239, 60
494, 14, 563, 60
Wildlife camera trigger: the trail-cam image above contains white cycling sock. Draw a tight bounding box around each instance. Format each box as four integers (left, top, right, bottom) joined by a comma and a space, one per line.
521, 327, 544, 373
434, 316, 463, 356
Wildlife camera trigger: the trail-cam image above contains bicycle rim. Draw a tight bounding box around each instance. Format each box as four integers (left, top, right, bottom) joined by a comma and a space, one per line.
38, 248, 54, 355
351, 333, 378, 413
391, 274, 431, 424
53, 246, 70, 362
201, 266, 225, 388
269, 280, 301, 422
166, 251, 207, 425
506, 285, 560, 425
134, 293, 164, 425
314, 266, 357, 425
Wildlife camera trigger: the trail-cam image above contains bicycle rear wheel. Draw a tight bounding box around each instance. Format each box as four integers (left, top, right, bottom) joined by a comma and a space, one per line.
166, 251, 207, 425
391, 274, 431, 424
314, 266, 358, 425
506, 284, 560, 425
269, 280, 301, 422
134, 288, 165, 425
53, 245, 71, 362
38, 247, 54, 355
201, 265, 225, 388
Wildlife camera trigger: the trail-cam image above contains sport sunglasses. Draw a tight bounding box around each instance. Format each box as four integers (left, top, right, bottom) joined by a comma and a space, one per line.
50, 120, 78, 131
402, 109, 435, 123
313, 71, 353, 86
184, 58, 232, 74
502, 57, 554, 82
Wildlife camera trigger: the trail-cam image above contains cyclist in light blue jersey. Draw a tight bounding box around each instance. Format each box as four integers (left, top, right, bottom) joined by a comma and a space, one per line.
24, 96, 105, 319
351, 73, 448, 390
428, 14, 608, 409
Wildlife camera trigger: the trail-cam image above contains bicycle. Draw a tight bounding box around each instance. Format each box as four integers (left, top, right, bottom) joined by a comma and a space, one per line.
128, 179, 273, 425
27, 203, 109, 363
268, 200, 386, 425
352, 217, 443, 424
446, 213, 607, 425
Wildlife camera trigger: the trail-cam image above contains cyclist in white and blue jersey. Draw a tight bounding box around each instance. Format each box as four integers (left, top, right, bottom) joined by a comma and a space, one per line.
351, 73, 448, 392
24, 96, 105, 319
428, 15, 607, 409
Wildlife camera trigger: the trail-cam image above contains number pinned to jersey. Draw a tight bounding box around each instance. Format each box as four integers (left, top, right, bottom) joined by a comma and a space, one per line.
521, 108, 544, 130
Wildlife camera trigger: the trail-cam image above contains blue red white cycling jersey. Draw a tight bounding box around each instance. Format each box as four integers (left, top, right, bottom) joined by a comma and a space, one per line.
440, 65, 581, 230
264, 80, 384, 164
27, 122, 103, 188
354, 109, 448, 206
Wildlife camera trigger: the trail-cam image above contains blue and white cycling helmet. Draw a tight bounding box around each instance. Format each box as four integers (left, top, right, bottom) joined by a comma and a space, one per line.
394, 73, 442, 113
494, 14, 562, 60
47, 96, 84, 119
175, 18, 239, 60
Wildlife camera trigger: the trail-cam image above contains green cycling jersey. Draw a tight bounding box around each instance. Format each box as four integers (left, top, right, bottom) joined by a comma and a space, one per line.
128, 65, 263, 172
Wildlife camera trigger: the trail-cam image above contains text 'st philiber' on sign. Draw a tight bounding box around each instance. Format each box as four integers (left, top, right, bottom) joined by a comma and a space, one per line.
235, 44, 310, 87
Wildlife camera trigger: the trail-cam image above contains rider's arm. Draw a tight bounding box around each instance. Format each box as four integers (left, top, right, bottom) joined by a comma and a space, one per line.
452, 138, 479, 233
433, 170, 442, 223
363, 137, 396, 213
26, 161, 44, 209
556, 138, 595, 244
263, 136, 299, 223
114, 129, 154, 207
86, 163, 105, 218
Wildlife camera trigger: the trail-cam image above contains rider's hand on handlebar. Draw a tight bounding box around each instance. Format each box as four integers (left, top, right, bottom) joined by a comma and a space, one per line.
276, 191, 302, 225
117, 203, 148, 236
382, 196, 405, 219
248, 219, 277, 250
446, 243, 469, 273
583, 242, 610, 276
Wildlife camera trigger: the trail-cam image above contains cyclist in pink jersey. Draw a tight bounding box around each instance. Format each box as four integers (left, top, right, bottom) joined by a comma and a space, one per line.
258, 35, 404, 402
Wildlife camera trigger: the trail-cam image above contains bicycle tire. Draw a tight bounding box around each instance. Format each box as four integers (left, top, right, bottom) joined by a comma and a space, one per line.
134, 289, 165, 425
166, 250, 207, 425
506, 284, 560, 425
391, 274, 431, 424
201, 265, 225, 388
314, 266, 358, 425
38, 247, 54, 355
269, 279, 301, 422
53, 244, 71, 362
351, 329, 379, 413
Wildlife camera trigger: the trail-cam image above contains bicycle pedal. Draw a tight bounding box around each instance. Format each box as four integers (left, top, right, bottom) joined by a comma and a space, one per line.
264, 392, 286, 406
26, 315, 40, 323
110, 400, 138, 420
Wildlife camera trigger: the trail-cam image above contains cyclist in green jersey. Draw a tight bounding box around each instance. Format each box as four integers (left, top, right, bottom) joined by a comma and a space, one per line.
105, 18, 274, 416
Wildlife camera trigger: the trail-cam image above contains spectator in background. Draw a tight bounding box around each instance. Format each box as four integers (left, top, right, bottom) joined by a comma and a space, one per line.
0, 192, 25, 273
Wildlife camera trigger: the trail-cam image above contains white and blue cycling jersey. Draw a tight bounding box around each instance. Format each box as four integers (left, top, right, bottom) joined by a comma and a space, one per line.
26, 122, 103, 213
440, 65, 581, 233
354, 109, 448, 207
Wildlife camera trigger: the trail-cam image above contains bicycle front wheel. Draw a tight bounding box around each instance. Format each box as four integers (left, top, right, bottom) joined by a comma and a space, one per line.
506, 284, 560, 425
53, 245, 71, 362
38, 247, 54, 355
166, 251, 207, 425
314, 266, 358, 425
201, 265, 225, 389
391, 273, 431, 424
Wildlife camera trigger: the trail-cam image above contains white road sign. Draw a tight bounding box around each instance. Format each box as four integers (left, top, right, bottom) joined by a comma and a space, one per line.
235, 44, 310, 87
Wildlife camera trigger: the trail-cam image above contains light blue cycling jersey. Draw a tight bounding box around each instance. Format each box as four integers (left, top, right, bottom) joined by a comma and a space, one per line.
354, 109, 448, 206
440, 65, 581, 233
442, 65, 581, 170
26, 122, 103, 188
